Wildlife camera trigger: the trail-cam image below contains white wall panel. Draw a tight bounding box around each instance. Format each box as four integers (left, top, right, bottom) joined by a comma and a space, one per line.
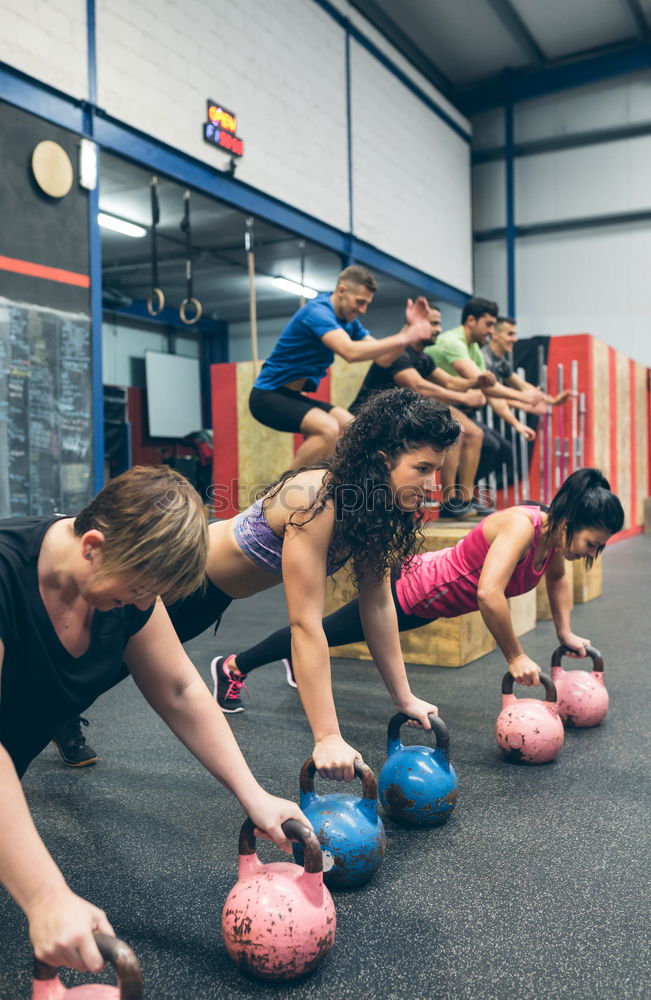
515, 223, 651, 366
473, 241, 507, 314
515, 71, 651, 144
102, 321, 199, 386
0, 0, 87, 99
351, 42, 472, 293
96, 0, 349, 232
472, 161, 506, 231
515, 136, 651, 225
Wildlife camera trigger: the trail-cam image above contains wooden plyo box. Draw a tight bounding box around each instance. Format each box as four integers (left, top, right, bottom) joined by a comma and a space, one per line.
327, 521, 536, 668
572, 558, 603, 604
536, 560, 574, 621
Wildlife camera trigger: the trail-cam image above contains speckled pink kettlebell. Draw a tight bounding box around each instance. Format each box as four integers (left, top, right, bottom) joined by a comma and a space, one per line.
32, 934, 142, 999
551, 644, 609, 727
222, 817, 336, 981
496, 672, 565, 764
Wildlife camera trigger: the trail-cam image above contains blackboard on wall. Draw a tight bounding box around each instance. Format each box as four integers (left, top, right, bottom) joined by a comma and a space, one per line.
0, 297, 94, 518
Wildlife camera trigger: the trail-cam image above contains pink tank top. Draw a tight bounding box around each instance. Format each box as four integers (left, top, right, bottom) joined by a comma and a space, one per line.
395, 506, 556, 619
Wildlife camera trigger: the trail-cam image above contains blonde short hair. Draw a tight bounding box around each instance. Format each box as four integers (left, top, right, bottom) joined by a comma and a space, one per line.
74, 466, 208, 603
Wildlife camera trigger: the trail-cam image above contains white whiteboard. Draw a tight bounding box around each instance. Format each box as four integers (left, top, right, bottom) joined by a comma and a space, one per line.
145, 351, 202, 438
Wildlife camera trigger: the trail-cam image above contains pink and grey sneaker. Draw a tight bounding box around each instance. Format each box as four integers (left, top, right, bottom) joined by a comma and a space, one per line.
211, 655, 248, 713
282, 657, 297, 689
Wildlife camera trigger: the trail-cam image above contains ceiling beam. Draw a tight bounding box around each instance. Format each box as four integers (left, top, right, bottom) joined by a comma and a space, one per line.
484, 0, 546, 65
620, 0, 651, 39
347, 0, 453, 96
455, 40, 651, 114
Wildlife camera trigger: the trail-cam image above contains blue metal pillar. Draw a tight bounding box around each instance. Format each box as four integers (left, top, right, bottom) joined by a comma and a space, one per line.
505, 95, 516, 317
86, 0, 104, 491
344, 21, 354, 267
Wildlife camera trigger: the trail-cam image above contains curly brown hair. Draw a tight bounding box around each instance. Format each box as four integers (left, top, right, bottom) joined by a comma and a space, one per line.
263, 388, 460, 585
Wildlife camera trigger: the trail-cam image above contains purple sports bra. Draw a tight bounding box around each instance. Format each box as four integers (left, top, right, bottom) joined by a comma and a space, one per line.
233, 498, 348, 578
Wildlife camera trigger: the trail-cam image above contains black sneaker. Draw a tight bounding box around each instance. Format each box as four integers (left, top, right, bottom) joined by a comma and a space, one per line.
471, 500, 496, 516
282, 657, 297, 689
211, 655, 248, 713
52, 716, 98, 767
438, 501, 477, 520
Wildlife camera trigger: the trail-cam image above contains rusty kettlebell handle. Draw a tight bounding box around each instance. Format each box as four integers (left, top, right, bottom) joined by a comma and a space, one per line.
237, 816, 324, 875
551, 644, 604, 671
387, 712, 450, 756
501, 671, 558, 702
33, 933, 143, 998
299, 758, 378, 801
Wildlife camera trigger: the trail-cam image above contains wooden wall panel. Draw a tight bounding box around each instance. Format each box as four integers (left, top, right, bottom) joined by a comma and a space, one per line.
616, 351, 631, 529
634, 363, 649, 524
236, 362, 294, 508
330, 355, 370, 410
591, 338, 610, 475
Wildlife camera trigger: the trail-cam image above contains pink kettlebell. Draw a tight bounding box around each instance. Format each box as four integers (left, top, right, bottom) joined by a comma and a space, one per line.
222, 817, 336, 981
496, 672, 565, 764
32, 934, 142, 999
551, 644, 609, 727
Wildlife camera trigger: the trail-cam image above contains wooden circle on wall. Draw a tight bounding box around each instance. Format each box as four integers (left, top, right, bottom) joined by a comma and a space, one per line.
31, 140, 74, 198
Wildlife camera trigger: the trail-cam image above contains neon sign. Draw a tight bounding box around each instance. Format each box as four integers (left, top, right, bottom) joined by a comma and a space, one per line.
203, 100, 244, 158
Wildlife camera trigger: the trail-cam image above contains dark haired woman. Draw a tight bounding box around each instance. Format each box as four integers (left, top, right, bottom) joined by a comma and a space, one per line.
167, 387, 461, 782
224, 469, 624, 689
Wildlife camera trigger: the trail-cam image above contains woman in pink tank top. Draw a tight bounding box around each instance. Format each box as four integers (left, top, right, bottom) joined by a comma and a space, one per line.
228, 468, 624, 690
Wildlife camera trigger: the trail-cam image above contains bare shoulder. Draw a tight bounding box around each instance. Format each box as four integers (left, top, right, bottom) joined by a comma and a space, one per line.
482, 506, 536, 545
268, 469, 334, 531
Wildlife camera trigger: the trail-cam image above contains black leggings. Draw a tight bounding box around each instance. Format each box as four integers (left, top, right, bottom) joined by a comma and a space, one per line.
235, 581, 431, 673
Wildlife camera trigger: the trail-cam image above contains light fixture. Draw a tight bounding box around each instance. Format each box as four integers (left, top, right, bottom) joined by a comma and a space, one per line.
272, 276, 318, 299
98, 212, 147, 238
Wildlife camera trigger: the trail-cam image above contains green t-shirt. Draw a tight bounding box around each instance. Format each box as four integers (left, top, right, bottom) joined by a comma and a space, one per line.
425, 325, 487, 377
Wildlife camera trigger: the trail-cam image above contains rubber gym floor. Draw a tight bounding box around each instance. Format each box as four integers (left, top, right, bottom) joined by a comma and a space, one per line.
2, 535, 649, 1000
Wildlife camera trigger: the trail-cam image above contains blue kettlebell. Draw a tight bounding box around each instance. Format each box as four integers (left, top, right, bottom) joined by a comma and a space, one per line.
378, 713, 458, 827
293, 758, 386, 889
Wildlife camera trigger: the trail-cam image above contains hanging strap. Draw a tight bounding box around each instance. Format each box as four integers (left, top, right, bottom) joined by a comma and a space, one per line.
179, 189, 202, 325
146, 176, 165, 316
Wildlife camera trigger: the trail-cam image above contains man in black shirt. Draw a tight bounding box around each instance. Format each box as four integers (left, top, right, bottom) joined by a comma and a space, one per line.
350, 304, 495, 518
482, 317, 576, 415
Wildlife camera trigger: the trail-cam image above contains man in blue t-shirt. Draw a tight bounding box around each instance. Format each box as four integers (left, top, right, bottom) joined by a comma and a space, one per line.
249, 265, 432, 468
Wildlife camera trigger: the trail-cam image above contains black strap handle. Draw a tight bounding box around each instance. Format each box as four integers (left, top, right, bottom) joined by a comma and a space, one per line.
551, 644, 604, 671
501, 671, 558, 702
33, 933, 143, 999
237, 816, 324, 874
299, 757, 378, 800
179, 190, 202, 324
146, 176, 165, 316
387, 712, 450, 756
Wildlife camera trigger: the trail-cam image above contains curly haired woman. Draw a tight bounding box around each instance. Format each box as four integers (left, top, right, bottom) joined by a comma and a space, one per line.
167, 387, 461, 781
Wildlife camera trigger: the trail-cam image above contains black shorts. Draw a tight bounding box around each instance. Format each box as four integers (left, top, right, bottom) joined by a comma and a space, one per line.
166, 578, 234, 644
249, 386, 334, 433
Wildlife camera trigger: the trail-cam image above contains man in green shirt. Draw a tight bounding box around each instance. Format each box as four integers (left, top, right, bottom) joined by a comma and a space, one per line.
426, 298, 539, 509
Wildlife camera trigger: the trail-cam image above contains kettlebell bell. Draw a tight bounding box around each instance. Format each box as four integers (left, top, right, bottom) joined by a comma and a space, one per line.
293, 759, 386, 889
32, 934, 142, 999
551, 644, 608, 728
496, 672, 565, 764
222, 817, 336, 981
378, 713, 458, 826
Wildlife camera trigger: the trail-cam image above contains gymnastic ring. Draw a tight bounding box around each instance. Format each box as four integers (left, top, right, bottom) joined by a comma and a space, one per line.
180, 297, 203, 325
146, 287, 165, 316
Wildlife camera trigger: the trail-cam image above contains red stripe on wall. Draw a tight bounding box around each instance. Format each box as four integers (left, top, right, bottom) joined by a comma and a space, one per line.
0, 254, 90, 288
608, 347, 617, 496
293, 371, 332, 455
211, 363, 239, 519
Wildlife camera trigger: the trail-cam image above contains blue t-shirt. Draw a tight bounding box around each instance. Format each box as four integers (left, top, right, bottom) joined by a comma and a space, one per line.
254, 292, 370, 392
